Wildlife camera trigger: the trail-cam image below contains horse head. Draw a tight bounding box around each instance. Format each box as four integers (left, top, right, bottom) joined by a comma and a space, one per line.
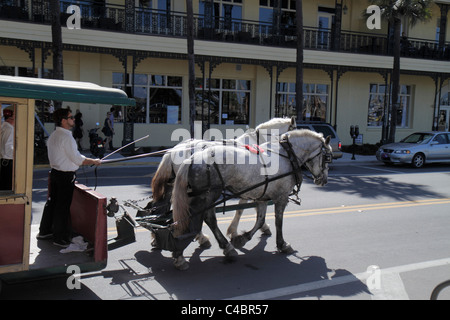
251, 116, 297, 145
282, 130, 332, 186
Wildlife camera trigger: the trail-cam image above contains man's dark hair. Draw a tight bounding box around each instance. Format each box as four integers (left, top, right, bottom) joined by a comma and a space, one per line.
3, 108, 13, 120
53, 108, 71, 126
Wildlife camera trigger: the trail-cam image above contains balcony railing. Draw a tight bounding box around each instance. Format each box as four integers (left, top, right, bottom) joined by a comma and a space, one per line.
1, 0, 449, 61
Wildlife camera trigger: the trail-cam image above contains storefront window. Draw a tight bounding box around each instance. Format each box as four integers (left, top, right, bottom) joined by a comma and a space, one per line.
367, 84, 411, 128
276, 82, 328, 122
195, 78, 251, 125
367, 84, 387, 127
113, 73, 182, 124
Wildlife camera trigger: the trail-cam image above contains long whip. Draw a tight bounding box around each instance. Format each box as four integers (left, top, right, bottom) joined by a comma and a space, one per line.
101, 135, 150, 161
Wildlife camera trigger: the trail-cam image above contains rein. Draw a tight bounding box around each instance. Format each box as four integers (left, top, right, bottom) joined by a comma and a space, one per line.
194, 136, 329, 211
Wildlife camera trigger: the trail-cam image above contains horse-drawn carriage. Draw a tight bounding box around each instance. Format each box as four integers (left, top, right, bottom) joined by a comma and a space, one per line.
105, 117, 333, 270
0, 75, 135, 287
0, 74, 332, 288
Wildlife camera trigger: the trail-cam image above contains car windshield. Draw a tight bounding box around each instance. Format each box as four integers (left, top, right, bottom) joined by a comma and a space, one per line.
400, 133, 434, 144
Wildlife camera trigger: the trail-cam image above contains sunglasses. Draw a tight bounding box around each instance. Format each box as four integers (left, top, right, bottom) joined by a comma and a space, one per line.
64, 116, 75, 120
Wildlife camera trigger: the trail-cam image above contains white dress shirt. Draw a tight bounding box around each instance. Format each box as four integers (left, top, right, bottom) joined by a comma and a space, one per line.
0, 121, 14, 160
47, 126, 86, 172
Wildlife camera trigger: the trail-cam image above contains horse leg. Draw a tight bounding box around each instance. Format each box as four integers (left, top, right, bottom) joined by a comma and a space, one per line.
204, 208, 238, 262
231, 201, 267, 249
226, 199, 247, 239
227, 199, 272, 241
195, 232, 212, 249
274, 199, 294, 254
172, 250, 189, 271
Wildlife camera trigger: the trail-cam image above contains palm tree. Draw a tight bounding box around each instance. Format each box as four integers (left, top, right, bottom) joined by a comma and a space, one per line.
367, 0, 432, 143
50, 0, 63, 81
295, 0, 304, 123
186, 0, 196, 137
50, 0, 63, 109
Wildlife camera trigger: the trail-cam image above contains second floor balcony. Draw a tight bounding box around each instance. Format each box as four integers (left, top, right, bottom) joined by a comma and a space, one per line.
0, 0, 448, 61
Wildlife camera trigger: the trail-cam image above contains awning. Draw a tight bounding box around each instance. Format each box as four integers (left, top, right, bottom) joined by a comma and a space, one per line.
0, 75, 135, 106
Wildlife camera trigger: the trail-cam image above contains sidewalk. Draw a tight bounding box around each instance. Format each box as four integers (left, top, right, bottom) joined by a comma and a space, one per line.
333, 152, 378, 165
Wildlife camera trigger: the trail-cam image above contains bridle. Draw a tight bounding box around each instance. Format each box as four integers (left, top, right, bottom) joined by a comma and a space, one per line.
279, 134, 332, 184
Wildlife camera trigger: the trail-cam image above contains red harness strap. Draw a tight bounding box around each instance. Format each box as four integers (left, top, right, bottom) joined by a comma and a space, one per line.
243, 144, 265, 154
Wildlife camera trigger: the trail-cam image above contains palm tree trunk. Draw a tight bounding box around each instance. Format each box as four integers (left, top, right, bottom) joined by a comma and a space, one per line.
51, 0, 63, 80
389, 17, 401, 143
295, 0, 304, 122
50, 0, 63, 109
186, 0, 196, 137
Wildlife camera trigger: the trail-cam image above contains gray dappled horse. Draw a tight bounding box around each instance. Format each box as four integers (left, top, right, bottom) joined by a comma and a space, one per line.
150, 117, 296, 247
171, 130, 332, 270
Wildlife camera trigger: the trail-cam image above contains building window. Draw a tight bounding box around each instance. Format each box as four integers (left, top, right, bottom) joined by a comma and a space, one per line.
0, 66, 53, 122
113, 72, 182, 124
397, 85, 411, 128
275, 82, 329, 122
367, 84, 411, 128
195, 78, 251, 125
259, 0, 296, 35
367, 84, 387, 127
199, 0, 243, 31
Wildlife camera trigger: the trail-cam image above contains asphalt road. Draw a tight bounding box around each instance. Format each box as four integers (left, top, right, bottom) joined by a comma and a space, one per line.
2, 158, 450, 301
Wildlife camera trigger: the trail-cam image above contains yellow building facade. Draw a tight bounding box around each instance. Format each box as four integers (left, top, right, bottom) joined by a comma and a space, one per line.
1, 0, 450, 147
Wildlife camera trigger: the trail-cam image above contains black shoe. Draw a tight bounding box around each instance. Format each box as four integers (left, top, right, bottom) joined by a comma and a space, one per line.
36, 233, 53, 240
53, 240, 71, 248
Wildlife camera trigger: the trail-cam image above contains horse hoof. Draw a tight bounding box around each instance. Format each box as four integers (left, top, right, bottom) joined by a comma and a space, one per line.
173, 256, 189, 271
195, 234, 212, 249
278, 243, 294, 254
175, 261, 190, 271
173, 261, 189, 271
260, 224, 272, 237
199, 239, 212, 249
231, 235, 247, 249
224, 244, 239, 262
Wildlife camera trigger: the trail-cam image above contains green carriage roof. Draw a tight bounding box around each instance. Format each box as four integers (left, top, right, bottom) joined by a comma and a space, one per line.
0, 75, 135, 106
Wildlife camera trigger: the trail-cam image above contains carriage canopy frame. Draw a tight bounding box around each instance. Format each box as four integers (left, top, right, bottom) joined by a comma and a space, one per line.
0, 75, 136, 106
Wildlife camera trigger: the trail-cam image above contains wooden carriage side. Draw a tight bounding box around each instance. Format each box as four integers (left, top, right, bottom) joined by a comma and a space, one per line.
0, 75, 134, 282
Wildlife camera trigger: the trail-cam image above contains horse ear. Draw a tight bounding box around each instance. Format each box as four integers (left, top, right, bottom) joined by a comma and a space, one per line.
325, 135, 331, 145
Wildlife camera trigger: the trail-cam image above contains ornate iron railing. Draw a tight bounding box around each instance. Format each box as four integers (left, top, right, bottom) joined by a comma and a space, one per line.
0, 0, 448, 60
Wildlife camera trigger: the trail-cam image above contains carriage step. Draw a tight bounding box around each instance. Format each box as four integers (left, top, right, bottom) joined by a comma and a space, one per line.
107, 212, 136, 250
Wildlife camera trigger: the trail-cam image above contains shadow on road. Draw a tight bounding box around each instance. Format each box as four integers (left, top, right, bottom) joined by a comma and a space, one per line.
320, 175, 445, 201
83, 236, 371, 300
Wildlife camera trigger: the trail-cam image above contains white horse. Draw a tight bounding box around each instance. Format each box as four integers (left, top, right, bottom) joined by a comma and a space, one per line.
171, 130, 332, 270
149, 117, 296, 246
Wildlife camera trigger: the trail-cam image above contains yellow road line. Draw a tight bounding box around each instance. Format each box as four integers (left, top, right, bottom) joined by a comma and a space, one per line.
107, 198, 450, 235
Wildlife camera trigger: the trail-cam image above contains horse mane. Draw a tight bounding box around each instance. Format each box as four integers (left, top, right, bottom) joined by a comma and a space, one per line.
255, 117, 293, 131
286, 129, 326, 144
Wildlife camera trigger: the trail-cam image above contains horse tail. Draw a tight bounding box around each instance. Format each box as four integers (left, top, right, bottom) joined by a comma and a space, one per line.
171, 160, 191, 237
151, 153, 174, 202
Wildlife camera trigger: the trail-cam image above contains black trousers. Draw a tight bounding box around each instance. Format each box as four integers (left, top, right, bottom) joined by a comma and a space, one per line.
39, 169, 76, 242
0, 159, 13, 190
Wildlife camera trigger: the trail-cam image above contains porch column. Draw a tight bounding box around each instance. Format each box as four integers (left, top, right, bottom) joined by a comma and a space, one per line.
438, 4, 448, 58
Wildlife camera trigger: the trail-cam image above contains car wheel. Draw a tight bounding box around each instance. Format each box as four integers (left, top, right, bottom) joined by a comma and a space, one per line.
412, 153, 425, 168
